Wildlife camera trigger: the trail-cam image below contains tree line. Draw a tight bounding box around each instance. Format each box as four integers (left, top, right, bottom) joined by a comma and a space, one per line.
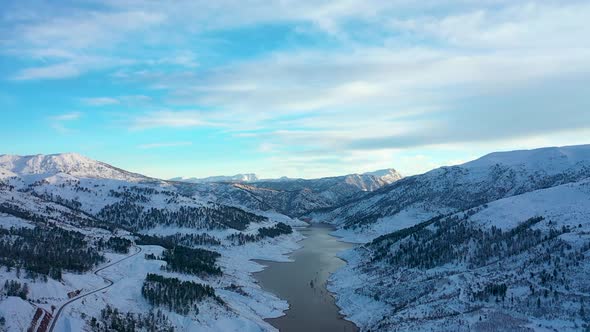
89, 304, 174, 332
0, 225, 104, 280
146, 245, 222, 277
97, 202, 266, 231
141, 273, 219, 315
226, 222, 293, 245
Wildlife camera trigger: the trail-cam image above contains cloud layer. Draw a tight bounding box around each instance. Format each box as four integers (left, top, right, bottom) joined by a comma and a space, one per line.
1, 0, 589, 177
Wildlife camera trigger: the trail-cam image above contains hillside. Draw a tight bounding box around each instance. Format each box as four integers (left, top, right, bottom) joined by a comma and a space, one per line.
0, 153, 151, 183
316, 145, 590, 242
0, 153, 304, 332
331, 178, 590, 331
186, 168, 402, 217
324, 145, 590, 331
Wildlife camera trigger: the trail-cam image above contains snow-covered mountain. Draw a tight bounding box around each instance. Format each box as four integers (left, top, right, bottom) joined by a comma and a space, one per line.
0, 153, 150, 183
323, 144, 590, 331
187, 168, 403, 217
2, 146, 590, 331
316, 144, 590, 240
171, 173, 259, 183
0, 152, 309, 332
332, 177, 590, 331
171, 168, 401, 188
361, 168, 403, 184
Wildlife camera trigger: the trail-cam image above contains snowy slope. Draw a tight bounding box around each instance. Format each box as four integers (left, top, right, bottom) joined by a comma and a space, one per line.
0, 152, 304, 332
464, 144, 590, 170
186, 168, 403, 218
469, 178, 590, 231
318, 144, 590, 241
362, 169, 403, 184
0, 153, 151, 183
330, 177, 590, 331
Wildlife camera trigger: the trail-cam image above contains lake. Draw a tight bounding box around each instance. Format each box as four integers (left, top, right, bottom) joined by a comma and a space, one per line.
253, 223, 358, 332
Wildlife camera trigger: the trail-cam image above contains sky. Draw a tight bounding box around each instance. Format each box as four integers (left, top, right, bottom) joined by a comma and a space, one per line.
1, 0, 589, 179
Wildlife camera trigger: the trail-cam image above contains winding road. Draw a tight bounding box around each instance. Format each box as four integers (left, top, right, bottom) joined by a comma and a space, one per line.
47, 245, 142, 332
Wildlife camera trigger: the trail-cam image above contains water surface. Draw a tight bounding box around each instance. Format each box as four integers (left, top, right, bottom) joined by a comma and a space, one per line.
254, 223, 358, 332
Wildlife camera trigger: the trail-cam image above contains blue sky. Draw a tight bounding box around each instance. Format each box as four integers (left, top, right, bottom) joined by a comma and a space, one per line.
1, 0, 589, 179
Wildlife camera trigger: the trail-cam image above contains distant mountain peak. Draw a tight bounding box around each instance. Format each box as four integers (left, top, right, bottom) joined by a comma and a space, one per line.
171, 173, 259, 183
0, 152, 148, 182
361, 168, 402, 183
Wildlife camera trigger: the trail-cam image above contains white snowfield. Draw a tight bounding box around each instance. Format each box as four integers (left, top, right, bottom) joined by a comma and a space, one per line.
1, 144, 590, 332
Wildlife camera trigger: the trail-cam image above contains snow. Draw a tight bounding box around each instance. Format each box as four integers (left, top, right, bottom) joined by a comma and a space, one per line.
463, 144, 590, 171
362, 168, 403, 183
0, 297, 36, 332
172, 173, 259, 183
330, 207, 438, 243
316, 144, 590, 247
50, 230, 304, 332
0, 215, 34, 229
0, 151, 316, 331
328, 248, 389, 330
0, 153, 150, 183
328, 175, 590, 331
470, 178, 590, 231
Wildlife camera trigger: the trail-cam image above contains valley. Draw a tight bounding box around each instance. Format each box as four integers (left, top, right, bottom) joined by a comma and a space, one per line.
3, 1, 588, 330
0, 145, 590, 331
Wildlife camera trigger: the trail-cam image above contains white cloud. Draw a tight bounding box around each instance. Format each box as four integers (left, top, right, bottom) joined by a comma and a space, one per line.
390, 2, 590, 50
131, 111, 213, 129
49, 112, 82, 133
80, 95, 152, 106
149, 52, 199, 68
5, 9, 164, 79
142, 1, 588, 164
17, 10, 166, 51
81, 97, 120, 106
138, 141, 193, 149
14, 62, 82, 80
3, 0, 590, 176
12, 56, 134, 80
51, 112, 81, 121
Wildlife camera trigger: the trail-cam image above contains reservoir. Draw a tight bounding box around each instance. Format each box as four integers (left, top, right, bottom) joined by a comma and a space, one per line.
253, 223, 358, 332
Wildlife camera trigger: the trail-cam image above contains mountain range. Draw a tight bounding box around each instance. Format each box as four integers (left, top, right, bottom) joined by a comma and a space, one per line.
169, 168, 401, 186
170, 173, 260, 183
1, 144, 589, 331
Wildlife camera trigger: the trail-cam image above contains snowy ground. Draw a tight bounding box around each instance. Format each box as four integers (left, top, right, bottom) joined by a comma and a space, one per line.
327, 179, 590, 331
50, 231, 305, 332
0, 210, 307, 332
329, 207, 438, 243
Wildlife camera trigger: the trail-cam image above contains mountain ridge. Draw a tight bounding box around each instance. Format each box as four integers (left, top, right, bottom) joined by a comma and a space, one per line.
170, 168, 402, 185
313, 144, 590, 239
0, 152, 151, 183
